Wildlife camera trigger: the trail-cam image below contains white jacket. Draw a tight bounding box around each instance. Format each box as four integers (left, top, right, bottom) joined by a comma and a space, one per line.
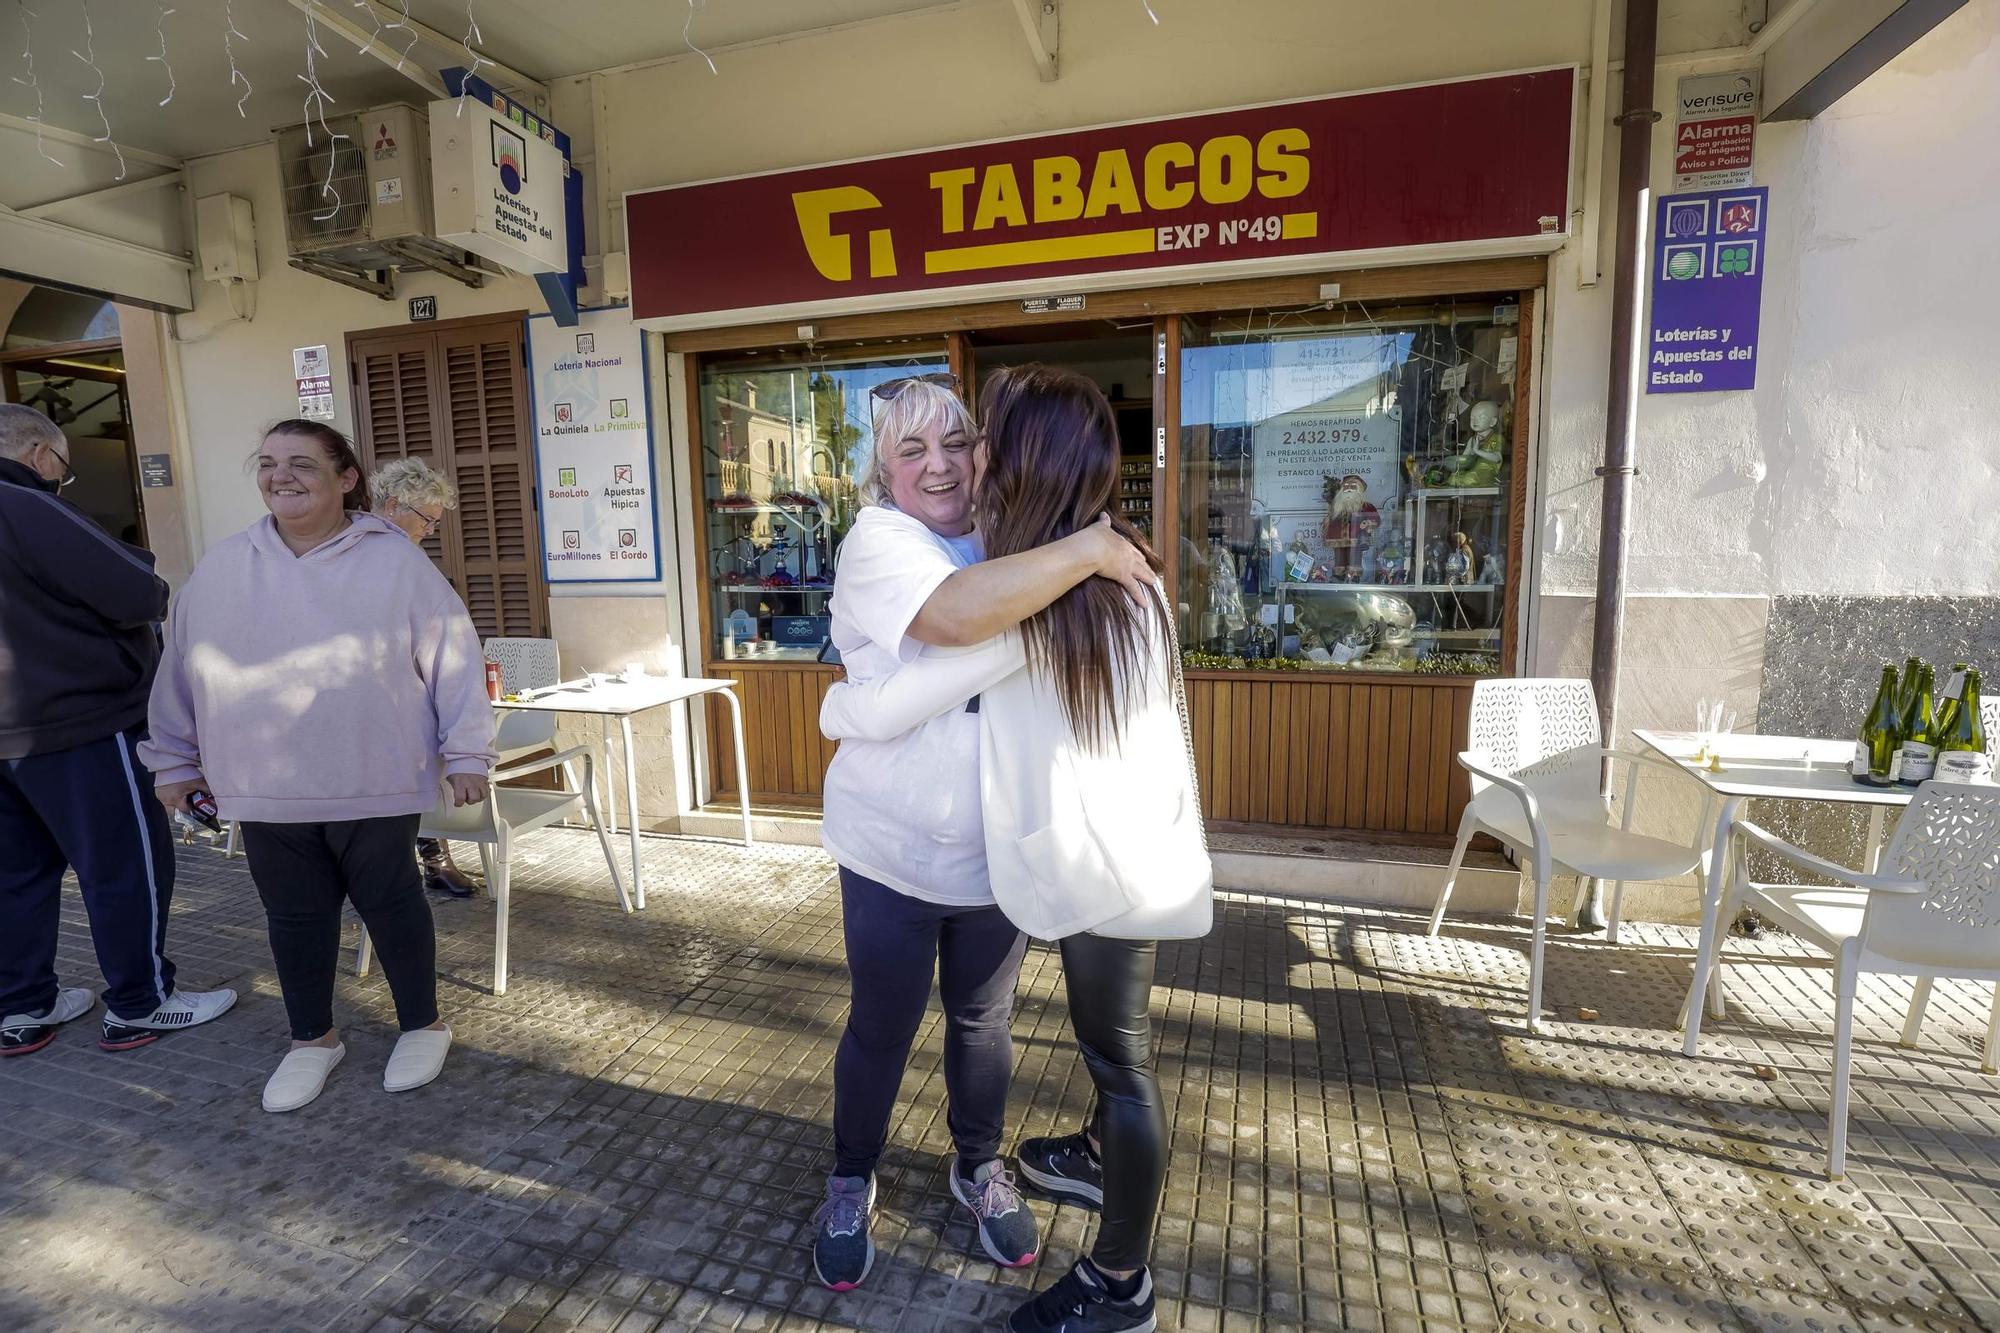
819, 603, 1213, 942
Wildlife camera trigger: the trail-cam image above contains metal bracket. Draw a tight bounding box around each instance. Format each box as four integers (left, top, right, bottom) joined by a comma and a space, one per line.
1612, 108, 1665, 125
288, 256, 395, 300
1594, 464, 1641, 477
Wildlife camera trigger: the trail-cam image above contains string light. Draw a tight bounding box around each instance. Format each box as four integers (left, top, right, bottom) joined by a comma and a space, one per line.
344, 0, 383, 59
10, 2, 62, 167
382, 0, 419, 74
70, 0, 126, 182
223, 0, 252, 118
456, 0, 493, 115
297, 1, 352, 222
683, 0, 718, 75
147, 3, 177, 106
1141, 0, 1160, 23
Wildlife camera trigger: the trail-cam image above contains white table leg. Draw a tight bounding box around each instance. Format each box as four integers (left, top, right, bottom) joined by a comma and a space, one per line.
718, 687, 754, 848
621, 714, 645, 910
599, 715, 617, 836
1864, 805, 1887, 874
1682, 793, 1744, 1055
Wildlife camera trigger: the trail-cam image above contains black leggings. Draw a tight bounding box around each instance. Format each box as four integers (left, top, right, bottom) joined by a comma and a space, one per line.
240, 815, 438, 1042
1060, 933, 1166, 1272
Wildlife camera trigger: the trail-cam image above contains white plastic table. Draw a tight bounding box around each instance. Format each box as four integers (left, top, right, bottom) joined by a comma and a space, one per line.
493, 675, 752, 909
1632, 729, 1912, 1054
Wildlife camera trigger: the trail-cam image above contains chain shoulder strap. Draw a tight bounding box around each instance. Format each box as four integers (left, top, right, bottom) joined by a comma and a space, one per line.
1160, 600, 1209, 852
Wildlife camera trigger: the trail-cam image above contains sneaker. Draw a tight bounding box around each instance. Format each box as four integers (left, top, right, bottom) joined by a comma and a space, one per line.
101, 987, 238, 1051
811, 1174, 876, 1291
949, 1155, 1040, 1268
1, 988, 96, 1057
1018, 1130, 1105, 1210
1008, 1258, 1157, 1333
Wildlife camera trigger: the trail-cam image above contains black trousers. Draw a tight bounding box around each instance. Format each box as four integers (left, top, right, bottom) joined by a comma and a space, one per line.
0, 725, 176, 1020
832, 868, 1029, 1179
239, 815, 438, 1042
1060, 933, 1167, 1273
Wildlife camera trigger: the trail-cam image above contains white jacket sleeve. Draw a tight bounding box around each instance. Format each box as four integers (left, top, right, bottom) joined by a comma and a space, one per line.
819, 634, 1028, 743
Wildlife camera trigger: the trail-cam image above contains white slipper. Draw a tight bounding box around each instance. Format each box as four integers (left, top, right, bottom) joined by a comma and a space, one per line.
262, 1043, 345, 1113
383, 1025, 452, 1093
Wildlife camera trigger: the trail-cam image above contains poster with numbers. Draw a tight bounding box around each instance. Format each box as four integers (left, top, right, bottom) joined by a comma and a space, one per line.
527, 307, 659, 583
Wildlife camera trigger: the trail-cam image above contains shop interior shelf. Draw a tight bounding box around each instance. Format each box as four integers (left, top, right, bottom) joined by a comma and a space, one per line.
709, 500, 827, 515
1278, 582, 1497, 594
1405, 486, 1502, 499
715, 584, 833, 596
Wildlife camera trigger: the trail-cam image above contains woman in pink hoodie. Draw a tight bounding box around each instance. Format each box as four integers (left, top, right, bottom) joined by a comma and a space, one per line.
142, 420, 496, 1113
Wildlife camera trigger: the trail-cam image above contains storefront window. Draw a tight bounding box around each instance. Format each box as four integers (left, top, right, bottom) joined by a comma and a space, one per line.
697, 347, 948, 662
1177, 303, 1519, 675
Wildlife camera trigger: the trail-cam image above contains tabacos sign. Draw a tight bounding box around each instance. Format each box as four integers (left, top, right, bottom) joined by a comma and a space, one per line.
626, 68, 1574, 328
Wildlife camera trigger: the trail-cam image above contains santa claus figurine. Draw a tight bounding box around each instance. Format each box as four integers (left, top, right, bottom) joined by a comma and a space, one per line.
1321, 473, 1380, 580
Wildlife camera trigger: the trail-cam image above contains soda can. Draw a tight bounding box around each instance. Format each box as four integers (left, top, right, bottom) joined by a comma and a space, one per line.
485, 661, 503, 702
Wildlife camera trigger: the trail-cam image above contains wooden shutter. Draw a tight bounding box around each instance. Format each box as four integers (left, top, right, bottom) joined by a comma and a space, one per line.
348, 315, 547, 638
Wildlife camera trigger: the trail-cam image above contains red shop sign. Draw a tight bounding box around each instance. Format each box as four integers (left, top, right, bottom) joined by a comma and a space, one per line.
626, 68, 1575, 329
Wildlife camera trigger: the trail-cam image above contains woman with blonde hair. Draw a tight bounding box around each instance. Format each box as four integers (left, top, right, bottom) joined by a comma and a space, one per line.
807, 373, 1153, 1292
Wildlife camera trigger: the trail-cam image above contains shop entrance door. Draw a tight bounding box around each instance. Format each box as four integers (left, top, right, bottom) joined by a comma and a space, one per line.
0, 342, 143, 543
966, 320, 1158, 542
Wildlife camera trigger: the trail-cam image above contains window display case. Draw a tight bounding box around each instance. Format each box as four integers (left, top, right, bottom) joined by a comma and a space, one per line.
1177, 303, 1519, 675
696, 348, 948, 662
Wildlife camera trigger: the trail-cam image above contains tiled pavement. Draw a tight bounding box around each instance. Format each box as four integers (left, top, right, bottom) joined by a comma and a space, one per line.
5, 831, 2000, 1331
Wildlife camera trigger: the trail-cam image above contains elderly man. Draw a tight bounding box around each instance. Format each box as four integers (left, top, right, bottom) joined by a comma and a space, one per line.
0, 404, 235, 1055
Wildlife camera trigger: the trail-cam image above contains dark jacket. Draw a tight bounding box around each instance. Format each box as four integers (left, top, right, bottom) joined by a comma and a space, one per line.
0, 456, 169, 758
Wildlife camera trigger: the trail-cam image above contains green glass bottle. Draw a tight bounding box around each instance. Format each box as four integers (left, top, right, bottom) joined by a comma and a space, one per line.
1935, 668, 1988, 782
1898, 664, 1938, 785
1853, 664, 1902, 786
1936, 661, 1972, 735
1898, 655, 1924, 717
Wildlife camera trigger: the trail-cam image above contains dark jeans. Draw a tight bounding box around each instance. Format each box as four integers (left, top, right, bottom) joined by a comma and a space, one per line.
240, 815, 438, 1042
832, 867, 1028, 1180
1061, 933, 1166, 1272
0, 725, 176, 1020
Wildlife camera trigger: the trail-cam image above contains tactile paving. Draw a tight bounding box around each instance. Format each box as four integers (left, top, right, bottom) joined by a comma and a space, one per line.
6, 837, 2000, 1329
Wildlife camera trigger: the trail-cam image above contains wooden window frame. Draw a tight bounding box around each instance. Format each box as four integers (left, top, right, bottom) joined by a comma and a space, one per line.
347, 311, 550, 639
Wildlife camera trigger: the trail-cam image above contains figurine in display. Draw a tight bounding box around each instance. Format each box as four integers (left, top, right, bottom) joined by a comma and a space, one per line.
1444, 531, 1477, 586
1479, 550, 1505, 587
1373, 516, 1410, 585
1428, 400, 1506, 488
1423, 534, 1448, 585
1320, 472, 1381, 580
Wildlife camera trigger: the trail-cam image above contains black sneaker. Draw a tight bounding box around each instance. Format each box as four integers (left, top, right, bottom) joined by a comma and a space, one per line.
1, 988, 95, 1057
1008, 1259, 1157, 1333
1017, 1131, 1105, 1210
949, 1155, 1040, 1268
810, 1173, 876, 1291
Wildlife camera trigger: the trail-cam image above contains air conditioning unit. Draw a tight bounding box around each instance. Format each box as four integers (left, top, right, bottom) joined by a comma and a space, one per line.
275, 103, 492, 298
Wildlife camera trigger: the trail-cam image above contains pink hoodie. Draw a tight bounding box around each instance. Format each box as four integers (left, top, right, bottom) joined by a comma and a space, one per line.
141, 512, 497, 823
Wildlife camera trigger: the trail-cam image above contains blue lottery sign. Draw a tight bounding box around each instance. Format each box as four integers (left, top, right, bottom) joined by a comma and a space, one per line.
1647, 186, 1768, 393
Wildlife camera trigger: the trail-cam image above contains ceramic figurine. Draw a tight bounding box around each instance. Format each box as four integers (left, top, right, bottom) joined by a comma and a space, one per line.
1438, 400, 1506, 488
1445, 531, 1477, 586
1479, 551, 1505, 586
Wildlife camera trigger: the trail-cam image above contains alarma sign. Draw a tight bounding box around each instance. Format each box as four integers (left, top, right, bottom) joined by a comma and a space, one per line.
625, 69, 1574, 328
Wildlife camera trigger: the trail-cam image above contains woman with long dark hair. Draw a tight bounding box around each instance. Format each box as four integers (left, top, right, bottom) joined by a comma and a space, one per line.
821, 366, 1212, 1333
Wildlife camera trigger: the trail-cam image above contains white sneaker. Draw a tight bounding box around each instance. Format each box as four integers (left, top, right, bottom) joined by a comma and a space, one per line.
263, 1043, 346, 1113
101, 987, 239, 1051
383, 1025, 452, 1093
1, 987, 96, 1057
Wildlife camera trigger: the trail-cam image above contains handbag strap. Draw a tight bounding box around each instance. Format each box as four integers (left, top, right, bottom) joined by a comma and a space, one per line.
1159, 594, 1209, 852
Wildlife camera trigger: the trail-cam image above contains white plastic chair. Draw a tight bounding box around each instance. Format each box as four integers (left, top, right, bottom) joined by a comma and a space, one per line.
485, 636, 560, 762
357, 745, 628, 996
1428, 678, 1708, 1031
1687, 783, 2000, 1178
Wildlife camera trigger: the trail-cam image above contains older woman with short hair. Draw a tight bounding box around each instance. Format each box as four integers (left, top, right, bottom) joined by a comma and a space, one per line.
368, 458, 479, 898
808, 374, 1152, 1292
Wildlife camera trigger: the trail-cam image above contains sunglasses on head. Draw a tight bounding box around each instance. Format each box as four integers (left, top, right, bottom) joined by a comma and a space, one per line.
869, 372, 958, 402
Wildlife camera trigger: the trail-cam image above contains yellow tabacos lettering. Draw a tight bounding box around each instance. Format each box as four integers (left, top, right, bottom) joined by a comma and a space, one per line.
802, 127, 1315, 282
